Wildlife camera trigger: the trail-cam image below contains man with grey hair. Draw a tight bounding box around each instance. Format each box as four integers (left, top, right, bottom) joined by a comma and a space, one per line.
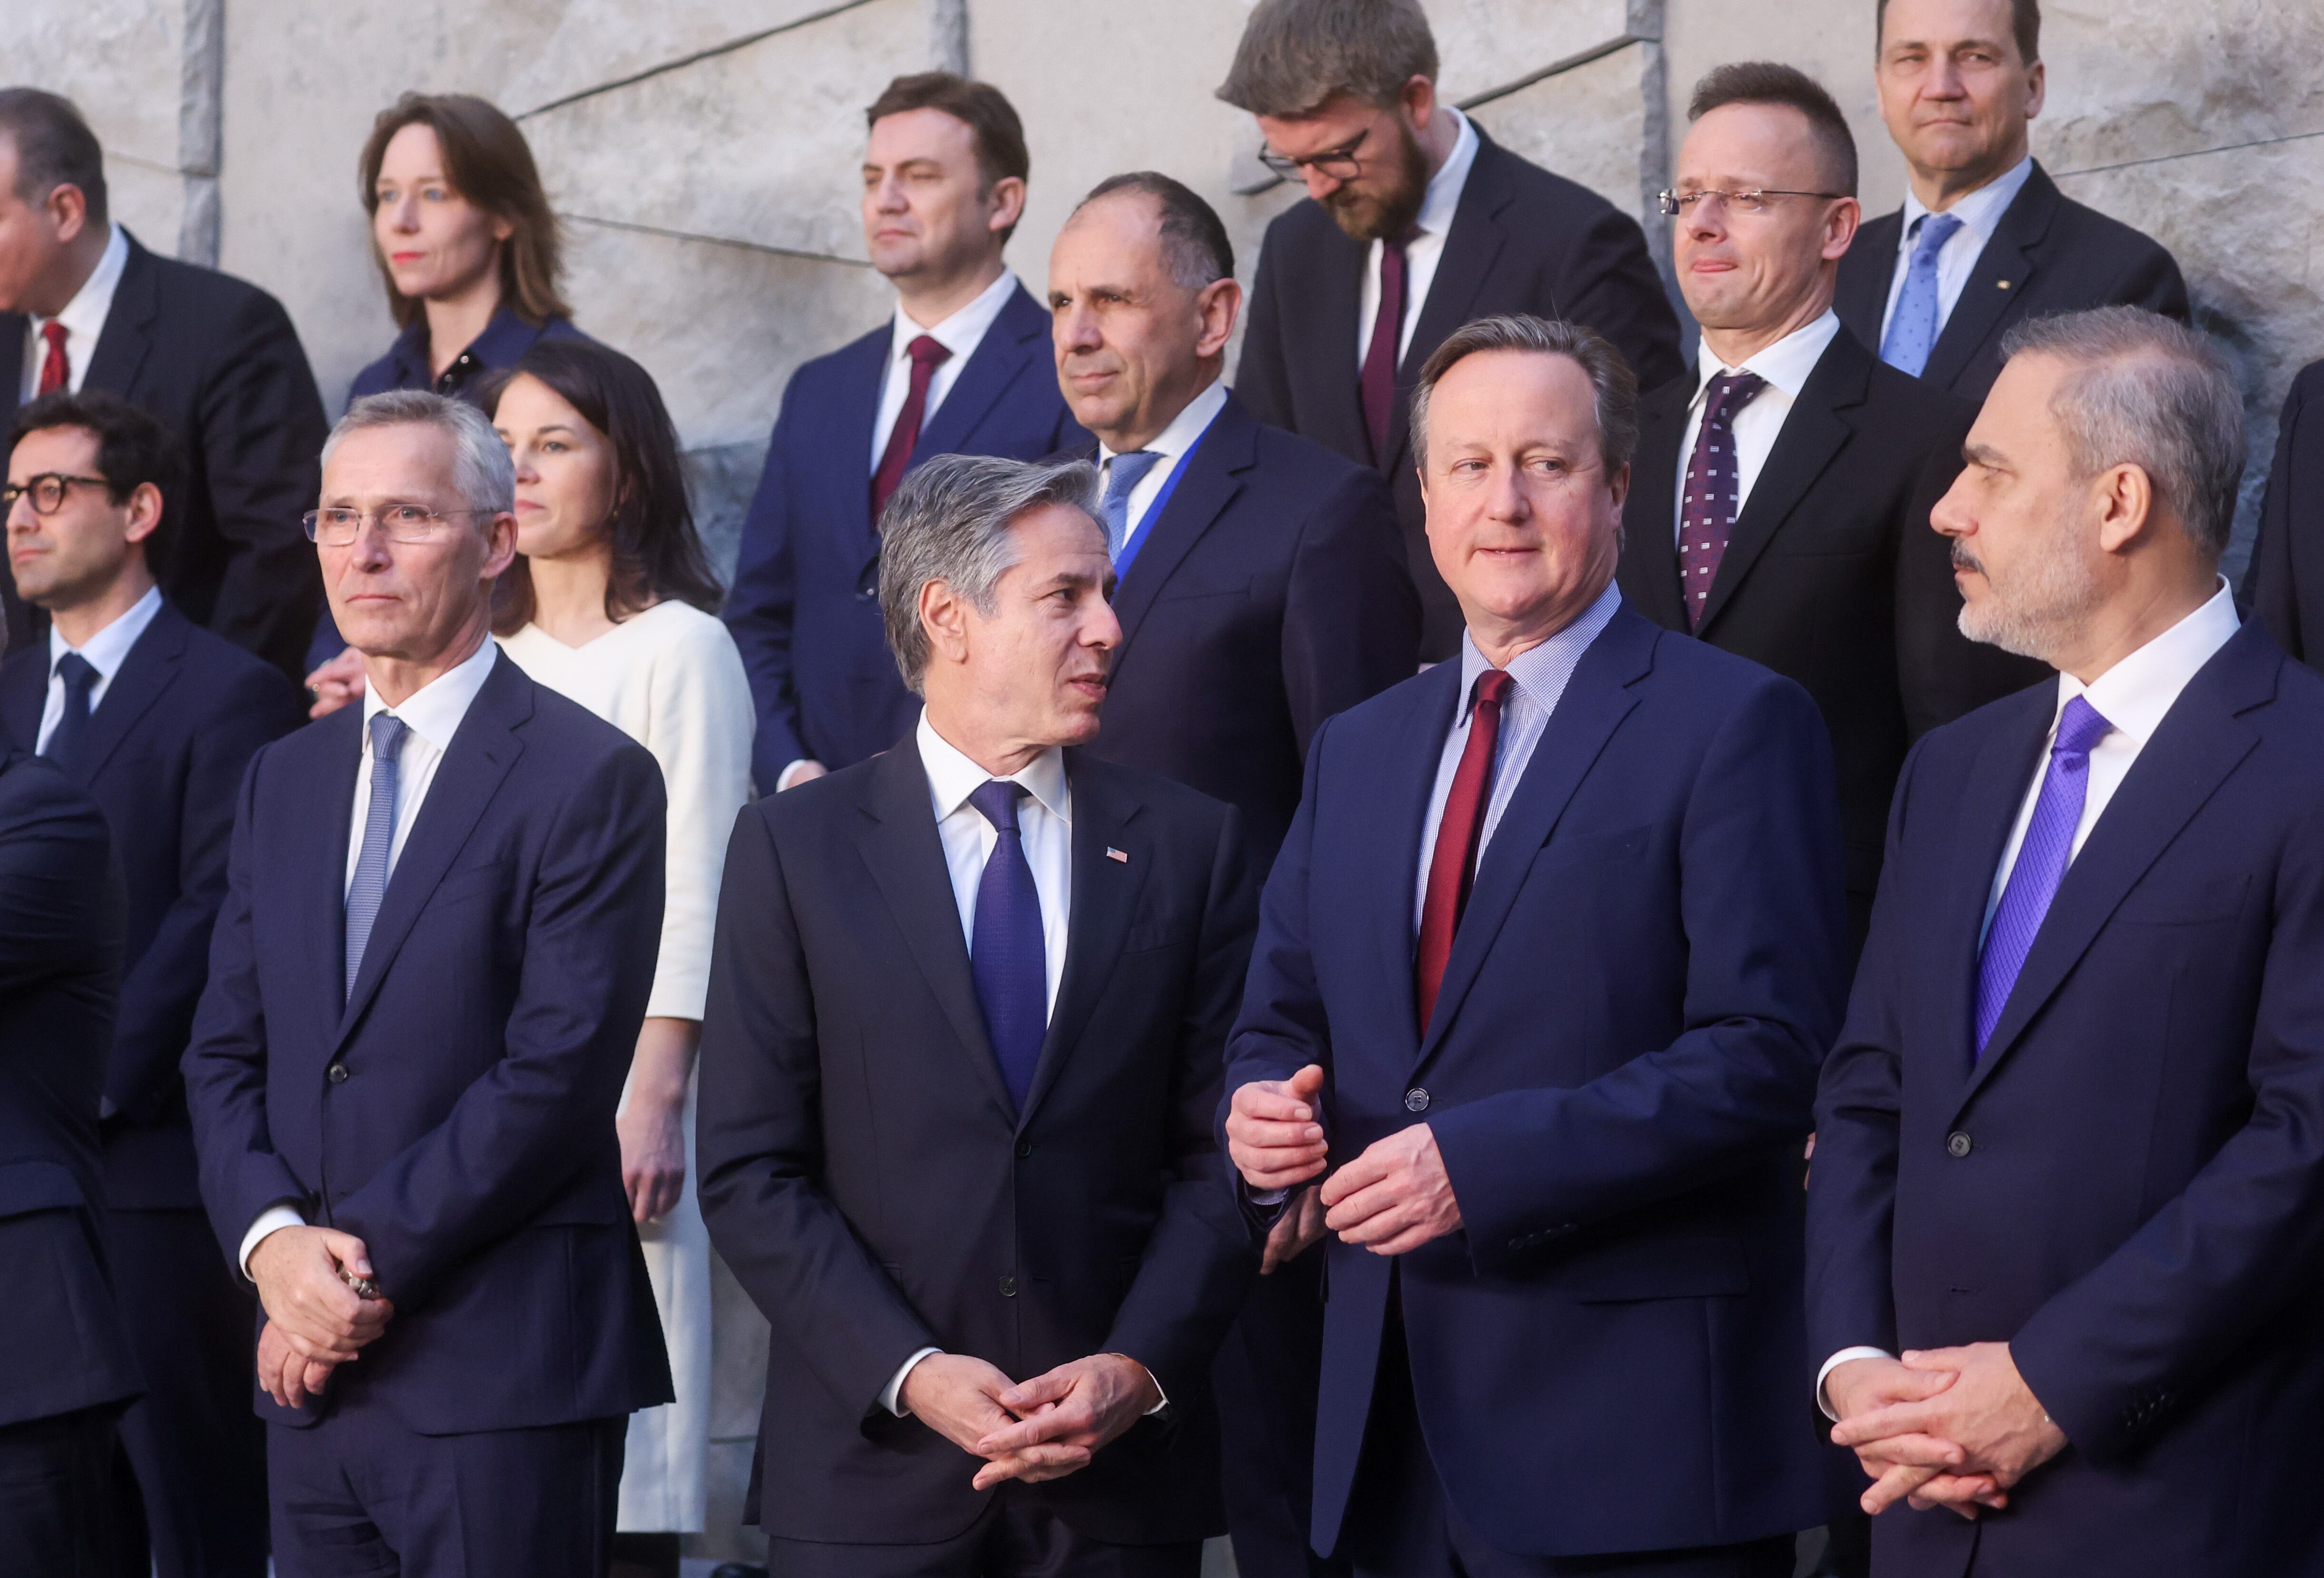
699, 451, 1259, 1577
1219, 0, 1682, 661
1808, 306, 2324, 1576
182, 389, 675, 1577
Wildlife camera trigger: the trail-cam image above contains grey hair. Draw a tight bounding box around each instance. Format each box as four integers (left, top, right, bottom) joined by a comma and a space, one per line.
878, 454, 1104, 694
1410, 314, 1641, 475
1216, 0, 1438, 117
321, 389, 515, 519
1998, 307, 2245, 557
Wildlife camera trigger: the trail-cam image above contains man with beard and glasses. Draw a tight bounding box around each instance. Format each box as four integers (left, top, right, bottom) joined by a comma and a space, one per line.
1218, 0, 1685, 661
1807, 307, 2324, 1578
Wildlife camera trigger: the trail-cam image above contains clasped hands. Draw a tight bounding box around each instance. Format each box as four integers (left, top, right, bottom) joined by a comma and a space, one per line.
1826, 1343, 2068, 1520
1226, 1064, 1464, 1258
249, 1225, 394, 1409
900, 1351, 1160, 1490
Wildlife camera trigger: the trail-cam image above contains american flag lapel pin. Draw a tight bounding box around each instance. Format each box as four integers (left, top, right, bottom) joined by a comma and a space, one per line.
1105, 846, 1129, 863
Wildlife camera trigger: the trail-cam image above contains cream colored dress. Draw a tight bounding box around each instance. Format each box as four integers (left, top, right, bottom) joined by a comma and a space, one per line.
502, 600, 754, 1534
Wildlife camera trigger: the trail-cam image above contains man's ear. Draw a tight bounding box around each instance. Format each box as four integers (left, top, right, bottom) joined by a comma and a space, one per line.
920, 577, 972, 667
121, 481, 166, 546
2092, 463, 2156, 556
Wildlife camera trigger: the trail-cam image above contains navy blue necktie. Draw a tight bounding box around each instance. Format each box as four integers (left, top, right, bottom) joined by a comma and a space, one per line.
44, 652, 98, 766
967, 780, 1046, 1109
345, 714, 409, 1000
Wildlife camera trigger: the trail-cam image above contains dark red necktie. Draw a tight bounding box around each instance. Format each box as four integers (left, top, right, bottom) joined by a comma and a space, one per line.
870, 334, 952, 523
35, 322, 69, 397
1359, 236, 1409, 464
1416, 669, 1513, 1032
1675, 371, 1765, 629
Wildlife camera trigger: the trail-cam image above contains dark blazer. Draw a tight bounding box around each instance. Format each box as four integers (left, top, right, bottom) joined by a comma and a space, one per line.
0, 601, 302, 1209
723, 282, 1089, 788
1619, 327, 2047, 914
2242, 358, 2324, 663
1225, 604, 1848, 1559
1808, 623, 2324, 1577
1059, 389, 1418, 873
1237, 127, 1685, 659
1835, 161, 2190, 403
181, 653, 672, 1435
346, 306, 586, 404
1, 232, 329, 680
0, 744, 140, 1429
698, 738, 1260, 1547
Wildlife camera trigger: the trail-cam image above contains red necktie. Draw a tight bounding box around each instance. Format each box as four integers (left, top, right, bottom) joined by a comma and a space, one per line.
35, 322, 69, 397
1359, 236, 1408, 465
1416, 669, 1513, 1032
870, 334, 952, 523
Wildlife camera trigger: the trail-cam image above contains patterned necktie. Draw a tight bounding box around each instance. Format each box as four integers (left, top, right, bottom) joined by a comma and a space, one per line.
967, 779, 1046, 1109
870, 334, 953, 523
35, 321, 69, 397
344, 714, 410, 1001
1101, 451, 1163, 559
1973, 696, 2114, 1057
43, 652, 99, 766
1880, 211, 1965, 377
1675, 372, 1766, 629
1360, 233, 1410, 464
1416, 669, 1513, 1032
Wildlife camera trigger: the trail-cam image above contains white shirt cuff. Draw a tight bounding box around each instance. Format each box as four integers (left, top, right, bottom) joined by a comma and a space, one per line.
239, 1204, 307, 1280
775, 759, 821, 792
1817, 1346, 1898, 1420
883, 1346, 943, 1416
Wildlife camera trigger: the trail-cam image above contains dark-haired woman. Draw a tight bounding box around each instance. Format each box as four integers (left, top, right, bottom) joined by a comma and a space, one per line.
482, 340, 750, 1571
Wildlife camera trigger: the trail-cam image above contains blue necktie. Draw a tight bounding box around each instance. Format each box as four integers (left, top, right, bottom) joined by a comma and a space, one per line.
1101, 451, 1164, 559
1974, 696, 2114, 1057
43, 651, 99, 766
344, 714, 410, 1000
1880, 211, 1965, 377
967, 779, 1046, 1109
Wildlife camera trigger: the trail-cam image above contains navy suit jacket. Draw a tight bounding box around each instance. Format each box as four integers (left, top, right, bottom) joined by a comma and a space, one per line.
2242, 358, 2324, 664
0, 744, 141, 1429
1060, 389, 1418, 873
0, 601, 303, 1210
723, 282, 1088, 787
698, 739, 1259, 1547
181, 653, 673, 1435
1808, 623, 2324, 1577
1225, 604, 1848, 1559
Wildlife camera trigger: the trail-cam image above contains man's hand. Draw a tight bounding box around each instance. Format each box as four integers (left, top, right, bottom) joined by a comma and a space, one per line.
256, 1320, 339, 1409
1226, 1064, 1328, 1191
1261, 1185, 1327, 1275
1319, 1123, 1460, 1255
1825, 1355, 1989, 1518
975, 1354, 1161, 1488
304, 646, 366, 719
247, 1225, 394, 1361
1832, 1343, 2065, 1516
900, 1354, 1091, 1488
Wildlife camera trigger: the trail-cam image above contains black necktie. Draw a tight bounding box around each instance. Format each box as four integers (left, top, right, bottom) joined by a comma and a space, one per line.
44, 652, 99, 767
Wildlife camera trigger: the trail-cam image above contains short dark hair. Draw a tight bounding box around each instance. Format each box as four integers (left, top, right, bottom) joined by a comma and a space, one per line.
1877, 0, 2041, 65
866, 73, 1029, 242
1412, 315, 1639, 475
1076, 172, 1234, 289
0, 88, 108, 226
11, 390, 185, 511
1216, 0, 1438, 118
1688, 63, 1859, 198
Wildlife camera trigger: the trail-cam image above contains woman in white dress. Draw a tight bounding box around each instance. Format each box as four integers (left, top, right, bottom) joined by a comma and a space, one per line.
479, 339, 752, 1578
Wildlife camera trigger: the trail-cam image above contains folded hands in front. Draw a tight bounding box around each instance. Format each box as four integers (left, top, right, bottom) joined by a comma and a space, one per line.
1826, 1343, 2069, 1521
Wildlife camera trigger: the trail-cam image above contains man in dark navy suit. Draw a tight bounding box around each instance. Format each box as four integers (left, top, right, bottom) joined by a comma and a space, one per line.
1225, 315, 1847, 1577
1810, 310, 2324, 1578
2, 390, 301, 1578
699, 454, 1258, 1577
2241, 357, 2324, 663
725, 72, 1086, 794
182, 390, 671, 1577
0, 88, 328, 681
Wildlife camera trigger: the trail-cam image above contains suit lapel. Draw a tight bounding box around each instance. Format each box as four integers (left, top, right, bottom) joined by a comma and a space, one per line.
0, 648, 42, 751
1298, 230, 1371, 463
300, 708, 364, 1042
912, 284, 1045, 462
1923, 167, 2056, 392
1364, 667, 1462, 1052
1834, 212, 1901, 348
1107, 393, 1252, 671
82, 234, 158, 397
73, 601, 190, 781
1384, 135, 1513, 477
823, 325, 889, 562
1620, 373, 1693, 630
1933, 690, 2055, 1082
1018, 754, 1147, 1128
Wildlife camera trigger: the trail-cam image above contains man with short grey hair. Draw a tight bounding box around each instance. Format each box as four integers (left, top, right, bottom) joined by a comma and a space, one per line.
700, 452, 1260, 1577
1809, 306, 2324, 1576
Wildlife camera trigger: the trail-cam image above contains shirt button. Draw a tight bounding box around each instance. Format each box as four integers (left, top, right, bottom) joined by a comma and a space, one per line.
327, 1062, 350, 1084
1404, 1089, 1430, 1112
1946, 1131, 1973, 1158
998, 1275, 1018, 1298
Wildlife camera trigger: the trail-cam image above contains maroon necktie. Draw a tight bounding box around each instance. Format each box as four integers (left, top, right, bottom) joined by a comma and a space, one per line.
1416, 669, 1513, 1032
1675, 371, 1765, 629
870, 334, 952, 522
35, 322, 69, 397
1359, 236, 1409, 464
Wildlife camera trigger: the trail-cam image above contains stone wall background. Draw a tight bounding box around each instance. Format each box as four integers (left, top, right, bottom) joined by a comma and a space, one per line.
12, 0, 2321, 1563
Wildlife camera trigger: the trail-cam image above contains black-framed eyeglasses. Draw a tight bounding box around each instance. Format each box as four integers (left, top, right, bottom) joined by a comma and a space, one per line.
1, 474, 111, 515
302, 505, 490, 546
1657, 187, 1848, 217
1256, 120, 1378, 181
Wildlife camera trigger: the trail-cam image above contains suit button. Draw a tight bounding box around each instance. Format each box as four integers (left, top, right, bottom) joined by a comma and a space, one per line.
1404, 1089, 1430, 1112
1015, 1140, 1032, 1158
998, 1275, 1017, 1298
1946, 1131, 1973, 1158
326, 1062, 349, 1084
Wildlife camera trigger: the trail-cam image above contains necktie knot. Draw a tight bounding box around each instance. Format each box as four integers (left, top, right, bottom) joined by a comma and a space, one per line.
54, 651, 98, 697
1912, 211, 1965, 263
1101, 451, 1164, 556
1471, 667, 1513, 716
1703, 370, 1766, 426
2052, 695, 2113, 764
906, 334, 951, 371
368, 712, 409, 765
968, 778, 1027, 837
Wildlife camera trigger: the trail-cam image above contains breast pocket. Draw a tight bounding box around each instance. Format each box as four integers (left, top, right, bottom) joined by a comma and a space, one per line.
425, 863, 509, 913
2115, 873, 2249, 927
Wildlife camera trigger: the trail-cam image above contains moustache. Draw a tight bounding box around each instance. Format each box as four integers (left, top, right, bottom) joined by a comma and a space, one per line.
1951, 544, 1984, 576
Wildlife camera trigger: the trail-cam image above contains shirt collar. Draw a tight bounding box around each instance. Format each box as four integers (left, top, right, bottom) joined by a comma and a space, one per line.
35, 223, 129, 342
916, 710, 1072, 827
1098, 377, 1228, 466
1415, 107, 1480, 240
892, 268, 1019, 366
1455, 577, 1622, 718
2060, 576, 2240, 747
49, 583, 162, 681
387, 306, 552, 389
360, 635, 500, 755
1899, 153, 2035, 254
1694, 310, 1842, 404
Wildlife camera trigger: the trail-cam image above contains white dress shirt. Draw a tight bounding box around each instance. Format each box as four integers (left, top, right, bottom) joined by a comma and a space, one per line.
1671, 312, 1843, 543
20, 223, 128, 401
240, 637, 503, 1275
1876, 156, 2036, 348
1097, 377, 1229, 556
1816, 578, 2240, 1414
34, 584, 162, 752
868, 268, 1021, 474
1356, 106, 1480, 368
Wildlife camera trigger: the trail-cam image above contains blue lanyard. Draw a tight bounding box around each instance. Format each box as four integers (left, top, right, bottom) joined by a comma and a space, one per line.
1113, 416, 1217, 579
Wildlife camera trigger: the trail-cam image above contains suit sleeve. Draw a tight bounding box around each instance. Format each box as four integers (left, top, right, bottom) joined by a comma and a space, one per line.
2243, 365, 2323, 663
1550, 208, 1686, 394
724, 382, 810, 789
1233, 226, 1298, 431
1281, 467, 1421, 754
1428, 678, 1849, 1268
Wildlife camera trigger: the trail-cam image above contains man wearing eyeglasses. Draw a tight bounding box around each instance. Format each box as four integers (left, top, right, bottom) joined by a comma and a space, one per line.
1217, 0, 1685, 663
0, 389, 302, 1578
1617, 64, 2043, 949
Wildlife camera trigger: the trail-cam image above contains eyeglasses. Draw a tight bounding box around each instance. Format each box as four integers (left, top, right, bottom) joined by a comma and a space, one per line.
302, 505, 488, 546
2, 474, 110, 515
1256, 121, 1377, 181
1657, 188, 1848, 217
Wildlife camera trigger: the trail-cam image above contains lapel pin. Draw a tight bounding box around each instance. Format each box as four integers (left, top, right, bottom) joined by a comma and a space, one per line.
1106, 847, 1129, 863
1997, 279, 2012, 290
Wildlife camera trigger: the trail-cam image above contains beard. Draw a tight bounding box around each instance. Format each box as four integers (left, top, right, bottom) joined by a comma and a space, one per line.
1953, 528, 2104, 663
1321, 117, 1430, 243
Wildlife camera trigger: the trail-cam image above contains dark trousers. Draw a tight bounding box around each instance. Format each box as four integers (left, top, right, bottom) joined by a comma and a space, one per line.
0, 1403, 134, 1577
1214, 1248, 1349, 1578
268, 1403, 623, 1578
764, 1489, 1202, 1578
106, 1206, 270, 1578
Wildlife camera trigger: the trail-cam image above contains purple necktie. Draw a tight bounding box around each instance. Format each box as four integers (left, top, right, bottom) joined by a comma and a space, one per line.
1360, 234, 1409, 464
968, 780, 1045, 1109
1974, 696, 2115, 1057
1676, 371, 1765, 629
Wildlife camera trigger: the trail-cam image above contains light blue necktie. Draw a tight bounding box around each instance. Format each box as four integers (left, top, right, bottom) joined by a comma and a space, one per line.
344, 713, 409, 1000
1101, 451, 1164, 560
1880, 211, 1965, 377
